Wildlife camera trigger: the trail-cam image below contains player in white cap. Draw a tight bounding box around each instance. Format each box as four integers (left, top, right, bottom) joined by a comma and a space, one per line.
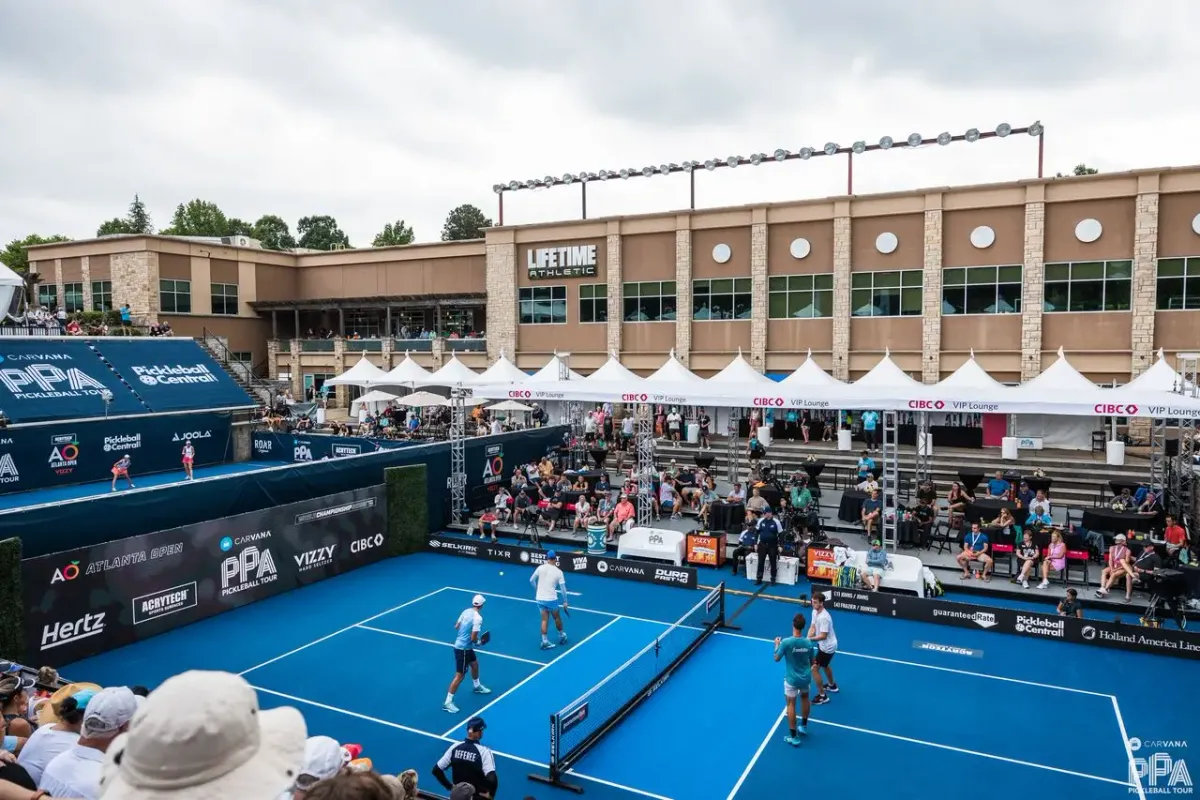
443, 594, 491, 714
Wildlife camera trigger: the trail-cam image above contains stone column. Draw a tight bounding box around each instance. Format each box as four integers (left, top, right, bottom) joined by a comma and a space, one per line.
749, 213, 768, 372
1019, 194, 1046, 382
333, 338, 348, 408
606, 226, 622, 355
1128, 189, 1160, 441
267, 339, 280, 380
674, 220, 693, 367
81, 256, 92, 311
54, 259, 64, 310
381, 337, 394, 369
110, 251, 160, 322
831, 211, 851, 381
485, 239, 517, 361
921, 200, 944, 384
289, 339, 303, 398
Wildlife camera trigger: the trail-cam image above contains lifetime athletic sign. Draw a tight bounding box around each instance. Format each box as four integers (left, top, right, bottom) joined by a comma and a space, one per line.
526, 244, 598, 279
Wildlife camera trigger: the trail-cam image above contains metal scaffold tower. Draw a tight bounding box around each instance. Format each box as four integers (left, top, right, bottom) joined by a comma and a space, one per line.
880, 410, 901, 551
448, 384, 469, 524
1171, 353, 1198, 523
914, 411, 932, 484
558, 353, 585, 470
1149, 417, 1168, 493
726, 409, 741, 485
635, 403, 656, 526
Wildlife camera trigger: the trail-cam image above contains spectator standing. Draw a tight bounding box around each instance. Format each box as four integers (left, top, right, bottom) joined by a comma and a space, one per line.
860, 410, 879, 451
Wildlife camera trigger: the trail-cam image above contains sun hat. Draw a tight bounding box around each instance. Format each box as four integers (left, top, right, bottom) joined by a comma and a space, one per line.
38, 682, 102, 725
98, 670, 306, 799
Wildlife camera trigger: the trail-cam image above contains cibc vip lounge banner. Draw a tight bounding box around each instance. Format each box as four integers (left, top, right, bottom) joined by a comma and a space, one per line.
825, 587, 1200, 661
425, 534, 698, 589
23, 485, 388, 665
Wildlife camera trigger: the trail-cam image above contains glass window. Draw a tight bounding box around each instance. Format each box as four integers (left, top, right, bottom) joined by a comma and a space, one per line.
63, 282, 84, 313
230, 351, 252, 363
518, 285, 567, 325
211, 282, 239, 316
692, 277, 751, 321
849, 270, 923, 317
159, 279, 192, 314
622, 281, 676, 322
37, 284, 56, 308
767, 272, 834, 319
1156, 257, 1200, 310
579, 283, 608, 324
91, 280, 113, 312
1043, 260, 1132, 312
942, 265, 1022, 315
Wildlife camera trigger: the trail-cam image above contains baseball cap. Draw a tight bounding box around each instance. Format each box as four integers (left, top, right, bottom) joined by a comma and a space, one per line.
871, 539, 882, 546
98, 670, 306, 800
466, 716, 487, 733
294, 736, 343, 789
1115, 533, 1127, 542
0, 661, 19, 674
82, 686, 138, 738
450, 783, 475, 800
545, 550, 558, 560
471, 594, 486, 607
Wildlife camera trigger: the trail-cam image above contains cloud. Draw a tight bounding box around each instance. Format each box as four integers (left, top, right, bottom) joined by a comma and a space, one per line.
1, 0, 1198, 248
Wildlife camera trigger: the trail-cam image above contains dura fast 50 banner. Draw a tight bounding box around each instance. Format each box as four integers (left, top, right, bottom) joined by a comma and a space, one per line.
0, 411, 233, 495
95, 339, 254, 412
0, 340, 146, 422
22, 485, 388, 665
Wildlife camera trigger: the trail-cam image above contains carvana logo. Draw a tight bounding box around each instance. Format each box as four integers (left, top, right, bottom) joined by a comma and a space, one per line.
0, 355, 5, 363
219, 537, 234, 552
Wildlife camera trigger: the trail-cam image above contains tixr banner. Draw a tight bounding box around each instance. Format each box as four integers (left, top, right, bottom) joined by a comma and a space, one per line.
22, 485, 388, 665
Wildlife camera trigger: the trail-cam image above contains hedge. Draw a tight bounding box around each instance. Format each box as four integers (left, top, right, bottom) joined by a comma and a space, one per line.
385, 464, 428, 557
0, 538, 24, 663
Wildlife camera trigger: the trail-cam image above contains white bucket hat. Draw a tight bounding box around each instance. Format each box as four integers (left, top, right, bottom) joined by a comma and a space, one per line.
99, 670, 306, 799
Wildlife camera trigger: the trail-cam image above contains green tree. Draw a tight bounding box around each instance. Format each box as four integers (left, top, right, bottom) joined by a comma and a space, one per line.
225, 217, 255, 237
297, 215, 351, 250
373, 219, 415, 247
1, 234, 71, 276
252, 215, 297, 250
95, 194, 154, 237
161, 199, 230, 237
441, 203, 493, 241
1056, 163, 1099, 178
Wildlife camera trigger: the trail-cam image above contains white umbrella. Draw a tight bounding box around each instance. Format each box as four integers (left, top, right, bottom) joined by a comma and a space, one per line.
486, 400, 535, 412
350, 389, 398, 415
399, 391, 448, 407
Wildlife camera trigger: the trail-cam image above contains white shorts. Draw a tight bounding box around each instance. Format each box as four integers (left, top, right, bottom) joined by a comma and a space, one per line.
864, 566, 884, 578
783, 679, 810, 698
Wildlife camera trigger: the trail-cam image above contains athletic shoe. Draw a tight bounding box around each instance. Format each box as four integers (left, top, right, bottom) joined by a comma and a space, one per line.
559, 634, 569, 645
783, 735, 803, 747
541, 641, 556, 650
826, 684, 839, 693
798, 724, 808, 736
812, 694, 830, 705
473, 685, 491, 695
442, 701, 459, 714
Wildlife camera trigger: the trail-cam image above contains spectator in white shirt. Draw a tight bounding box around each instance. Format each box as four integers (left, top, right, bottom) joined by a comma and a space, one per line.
493, 487, 511, 522
39, 686, 137, 799
18, 683, 98, 784
1028, 490, 1051, 518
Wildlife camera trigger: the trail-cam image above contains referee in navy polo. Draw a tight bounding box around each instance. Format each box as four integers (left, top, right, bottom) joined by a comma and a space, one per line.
433, 716, 498, 799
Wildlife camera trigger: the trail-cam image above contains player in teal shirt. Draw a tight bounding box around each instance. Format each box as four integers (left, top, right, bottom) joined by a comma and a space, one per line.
774, 612, 815, 746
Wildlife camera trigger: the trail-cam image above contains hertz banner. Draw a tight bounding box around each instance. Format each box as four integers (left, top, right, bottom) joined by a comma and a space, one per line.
93, 339, 254, 412
0, 411, 233, 495
22, 485, 387, 665
425, 533, 698, 589
0, 339, 146, 422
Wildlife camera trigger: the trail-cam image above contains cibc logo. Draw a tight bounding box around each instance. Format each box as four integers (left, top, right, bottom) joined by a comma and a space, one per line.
752, 397, 784, 407
1094, 403, 1138, 415
508, 389, 533, 399
621, 393, 648, 402
908, 400, 945, 410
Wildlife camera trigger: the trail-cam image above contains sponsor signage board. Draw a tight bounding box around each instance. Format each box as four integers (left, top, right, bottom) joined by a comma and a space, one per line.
424, 534, 698, 589
824, 587, 1200, 661
526, 244, 598, 280
0, 341, 146, 421
250, 432, 410, 463
22, 485, 387, 663
93, 339, 254, 412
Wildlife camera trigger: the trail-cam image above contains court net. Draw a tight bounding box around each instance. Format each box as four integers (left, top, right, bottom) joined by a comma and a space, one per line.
534, 582, 725, 788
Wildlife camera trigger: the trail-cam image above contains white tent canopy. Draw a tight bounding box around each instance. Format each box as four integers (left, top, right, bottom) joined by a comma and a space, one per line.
399, 391, 448, 407
937, 351, 1006, 392
476, 352, 528, 384
371, 353, 432, 388
708, 350, 774, 387
417, 353, 480, 386
647, 349, 705, 384
528, 353, 584, 382
1125, 349, 1194, 393
0, 263, 21, 319
1012, 347, 1098, 396
779, 351, 842, 387
585, 352, 643, 384
852, 350, 921, 389
324, 356, 387, 387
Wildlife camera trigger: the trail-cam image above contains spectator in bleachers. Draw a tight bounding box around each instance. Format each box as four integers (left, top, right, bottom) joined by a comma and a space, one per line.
0, 675, 34, 741
985, 471, 1011, 499
305, 771, 394, 799
39, 686, 137, 798
1096, 533, 1134, 601
1164, 515, 1188, 560
290, 736, 345, 798
16, 683, 98, 784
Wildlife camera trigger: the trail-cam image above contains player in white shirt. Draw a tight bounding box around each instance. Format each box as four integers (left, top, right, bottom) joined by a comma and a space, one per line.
530, 551, 568, 650
443, 595, 491, 714
807, 591, 840, 705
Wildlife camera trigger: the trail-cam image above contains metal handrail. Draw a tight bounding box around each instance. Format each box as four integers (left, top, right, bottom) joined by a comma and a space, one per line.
201, 327, 286, 401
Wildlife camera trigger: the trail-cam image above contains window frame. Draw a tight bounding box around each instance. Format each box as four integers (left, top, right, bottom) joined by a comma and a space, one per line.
37, 284, 56, 309
941, 265, 1023, 316
1042, 260, 1132, 313
767, 273, 835, 319
849, 269, 923, 318
518, 285, 568, 325
692, 277, 752, 321
63, 282, 84, 314
622, 280, 677, 323
159, 279, 192, 314
578, 283, 609, 325
1155, 257, 1200, 311
91, 280, 113, 312
210, 282, 239, 316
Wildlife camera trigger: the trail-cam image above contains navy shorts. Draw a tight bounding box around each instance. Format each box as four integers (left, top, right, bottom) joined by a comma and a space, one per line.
454, 648, 477, 673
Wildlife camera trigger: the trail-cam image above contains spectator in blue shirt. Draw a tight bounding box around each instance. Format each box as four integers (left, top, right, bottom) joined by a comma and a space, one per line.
861, 410, 880, 451
1027, 508, 1053, 528
730, 522, 758, 576
861, 489, 883, 538
856, 450, 875, 481
957, 521, 994, 580
986, 471, 1011, 499
862, 539, 889, 590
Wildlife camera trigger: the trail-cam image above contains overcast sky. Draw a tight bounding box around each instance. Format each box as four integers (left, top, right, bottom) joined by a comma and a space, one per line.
2, 0, 1198, 248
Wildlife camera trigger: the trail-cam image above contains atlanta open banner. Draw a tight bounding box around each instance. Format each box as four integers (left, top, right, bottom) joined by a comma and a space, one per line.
22, 485, 387, 665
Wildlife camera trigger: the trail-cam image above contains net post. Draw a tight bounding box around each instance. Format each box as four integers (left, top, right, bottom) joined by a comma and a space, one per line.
715, 581, 740, 631
529, 712, 585, 793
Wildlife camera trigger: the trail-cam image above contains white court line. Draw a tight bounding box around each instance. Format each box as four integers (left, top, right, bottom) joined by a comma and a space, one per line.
239, 587, 449, 676
355, 626, 543, 666
811, 718, 1133, 788
446, 586, 1112, 699
439, 615, 622, 738
725, 709, 785, 800
1111, 696, 1147, 800
251, 684, 671, 800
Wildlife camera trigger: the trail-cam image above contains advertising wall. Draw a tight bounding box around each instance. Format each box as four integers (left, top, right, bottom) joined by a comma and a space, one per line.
0, 411, 234, 496
95, 339, 254, 412
22, 485, 388, 665
0, 339, 146, 422
250, 432, 414, 463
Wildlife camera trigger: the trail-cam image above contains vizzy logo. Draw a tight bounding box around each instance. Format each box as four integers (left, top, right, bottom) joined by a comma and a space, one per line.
1094, 403, 1137, 415
41, 612, 106, 651
351, 534, 384, 554
294, 545, 337, 571
752, 397, 784, 407
908, 400, 945, 410
0, 453, 18, 485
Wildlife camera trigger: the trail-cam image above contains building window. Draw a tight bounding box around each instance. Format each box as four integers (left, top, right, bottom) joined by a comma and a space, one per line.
850, 270, 923, 317
942, 266, 1022, 315
91, 280, 113, 312
62, 282, 84, 313
518, 285, 567, 325
1156, 257, 1200, 310
768, 274, 834, 318
693, 278, 751, 320
622, 281, 676, 322
37, 284, 55, 308
160, 279, 192, 314
210, 283, 238, 316
230, 351, 252, 363
1043, 260, 1131, 312
579, 284, 608, 324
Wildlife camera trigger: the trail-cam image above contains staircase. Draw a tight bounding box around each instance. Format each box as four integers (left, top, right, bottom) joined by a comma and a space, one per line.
198, 329, 286, 407
655, 436, 1152, 511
